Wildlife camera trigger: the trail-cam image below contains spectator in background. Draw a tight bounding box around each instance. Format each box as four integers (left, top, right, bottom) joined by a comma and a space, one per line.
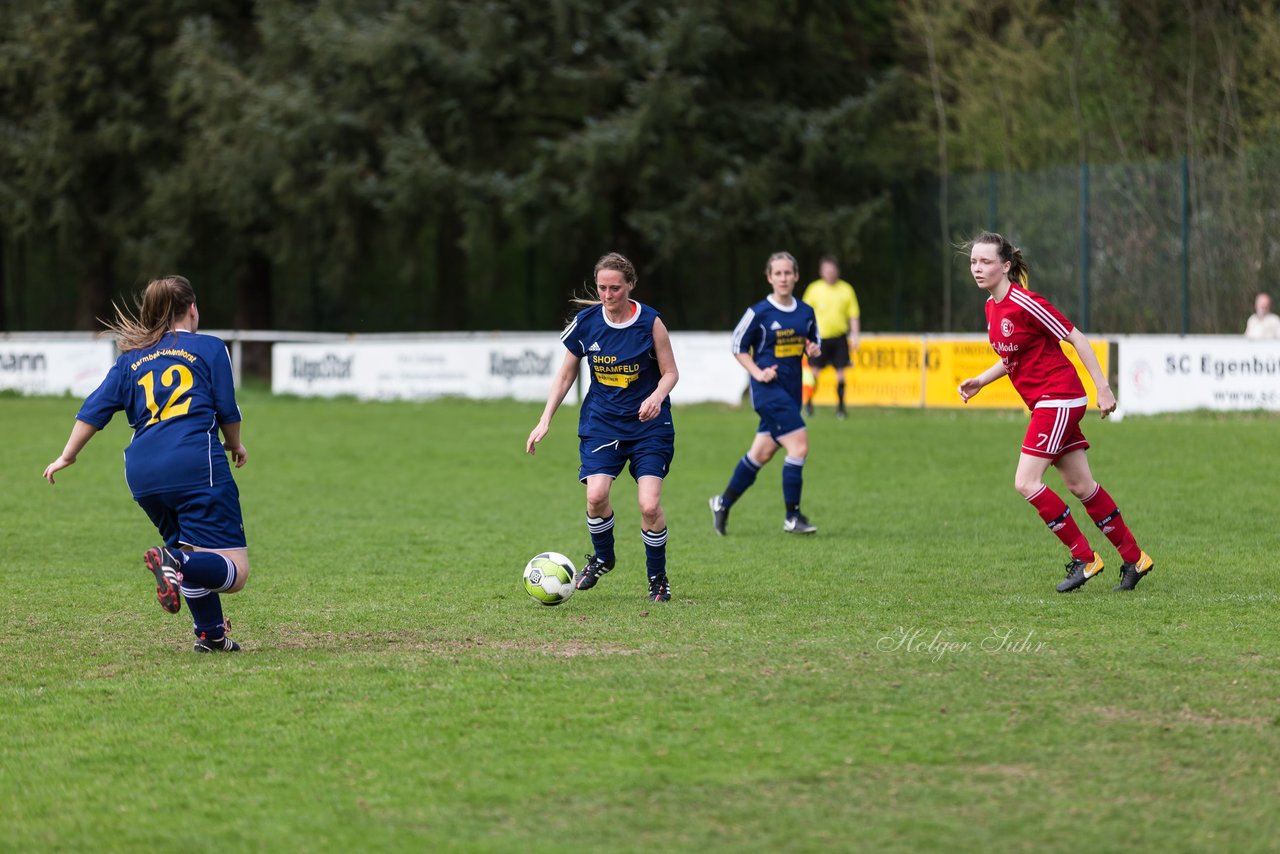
1245, 292, 1280, 339
801, 256, 861, 420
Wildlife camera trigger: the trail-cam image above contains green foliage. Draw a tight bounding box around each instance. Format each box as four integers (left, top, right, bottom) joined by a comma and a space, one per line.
4, 394, 1280, 849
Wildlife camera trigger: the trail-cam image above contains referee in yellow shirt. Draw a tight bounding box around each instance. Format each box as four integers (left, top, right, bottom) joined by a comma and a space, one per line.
801, 256, 861, 419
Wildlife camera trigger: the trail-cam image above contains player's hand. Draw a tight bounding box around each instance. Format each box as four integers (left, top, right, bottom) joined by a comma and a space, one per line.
638, 395, 662, 422
806, 341, 822, 358
526, 422, 549, 455
1096, 385, 1117, 418
847, 335, 860, 352
756, 365, 778, 383
957, 378, 983, 403
224, 442, 248, 467
42, 455, 74, 484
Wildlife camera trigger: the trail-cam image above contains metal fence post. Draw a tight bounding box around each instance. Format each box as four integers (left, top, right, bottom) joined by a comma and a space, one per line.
1079, 161, 1090, 332
1181, 156, 1191, 335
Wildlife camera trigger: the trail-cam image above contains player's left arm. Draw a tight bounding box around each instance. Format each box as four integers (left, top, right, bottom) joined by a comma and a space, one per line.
847, 286, 861, 351
805, 314, 822, 359
1064, 328, 1116, 417
639, 318, 679, 422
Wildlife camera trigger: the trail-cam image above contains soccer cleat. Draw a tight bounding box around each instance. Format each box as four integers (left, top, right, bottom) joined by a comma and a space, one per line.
783, 513, 817, 534
143, 546, 184, 614
709, 494, 729, 536
1113, 551, 1154, 591
574, 554, 615, 590
648, 574, 671, 602
836, 408, 847, 421
194, 620, 240, 653
193, 636, 240, 653
1056, 552, 1105, 593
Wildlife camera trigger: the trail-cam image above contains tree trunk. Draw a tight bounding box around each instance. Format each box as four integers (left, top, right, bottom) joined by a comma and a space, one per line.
434, 208, 468, 330
75, 239, 113, 331
233, 249, 273, 380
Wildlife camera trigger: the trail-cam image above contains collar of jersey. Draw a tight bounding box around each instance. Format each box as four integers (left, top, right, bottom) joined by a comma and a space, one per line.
601, 300, 642, 329
766, 295, 798, 312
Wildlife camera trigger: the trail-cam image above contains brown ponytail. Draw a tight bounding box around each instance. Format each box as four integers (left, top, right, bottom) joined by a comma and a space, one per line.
102, 276, 197, 352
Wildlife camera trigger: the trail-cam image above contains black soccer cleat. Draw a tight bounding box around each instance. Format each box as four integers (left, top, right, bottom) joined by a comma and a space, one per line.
143, 546, 184, 614
1113, 551, 1154, 591
709, 494, 729, 536
193, 636, 241, 653
574, 554, 615, 591
1056, 552, 1104, 593
194, 620, 240, 653
783, 513, 817, 534
648, 574, 671, 602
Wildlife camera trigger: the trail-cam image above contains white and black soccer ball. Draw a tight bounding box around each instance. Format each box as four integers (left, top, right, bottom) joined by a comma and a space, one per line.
522, 552, 576, 606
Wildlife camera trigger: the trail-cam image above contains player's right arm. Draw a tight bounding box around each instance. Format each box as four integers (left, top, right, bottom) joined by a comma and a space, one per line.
958, 360, 1008, 403
43, 420, 100, 484
526, 350, 581, 455
735, 351, 775, 383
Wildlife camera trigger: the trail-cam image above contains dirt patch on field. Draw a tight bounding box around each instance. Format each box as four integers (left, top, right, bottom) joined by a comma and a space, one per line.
1086, 705, 1273, 729
269, 629, 642, 657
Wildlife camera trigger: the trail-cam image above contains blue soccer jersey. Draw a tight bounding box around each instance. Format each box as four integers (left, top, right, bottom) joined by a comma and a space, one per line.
77, 330, 242, 498
731, 296, 819, 408
561, 301, 672, 441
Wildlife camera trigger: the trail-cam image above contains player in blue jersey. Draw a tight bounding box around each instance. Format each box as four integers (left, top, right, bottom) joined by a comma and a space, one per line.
710, 252, 822, 535
43, 276, 250, 652
526, 253, 680, 602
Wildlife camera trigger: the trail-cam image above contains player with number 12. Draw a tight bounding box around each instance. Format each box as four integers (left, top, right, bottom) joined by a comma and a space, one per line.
43, 276, 251, 651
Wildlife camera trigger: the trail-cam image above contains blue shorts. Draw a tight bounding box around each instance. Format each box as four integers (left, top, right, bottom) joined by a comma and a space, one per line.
135, 480, 247, 550
755, 398, 807, 441
578, 432, 675, 482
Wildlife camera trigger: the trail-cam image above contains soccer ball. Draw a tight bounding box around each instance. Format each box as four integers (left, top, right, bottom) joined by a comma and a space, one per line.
522, 552, 576, 606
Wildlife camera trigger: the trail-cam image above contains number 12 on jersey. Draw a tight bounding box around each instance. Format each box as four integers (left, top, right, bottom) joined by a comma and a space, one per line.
138, 365, 194, 425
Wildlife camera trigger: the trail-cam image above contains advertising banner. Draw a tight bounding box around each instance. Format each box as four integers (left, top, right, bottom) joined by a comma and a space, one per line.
1117, 336, 1280, 414
0, 339, 116, 397
923, 336, 1109, 410
812, 337, 926, 407
273, 336, 567, 402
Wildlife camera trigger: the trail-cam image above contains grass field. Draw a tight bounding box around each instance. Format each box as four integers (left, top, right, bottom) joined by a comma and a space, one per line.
3, 390, 1279, 852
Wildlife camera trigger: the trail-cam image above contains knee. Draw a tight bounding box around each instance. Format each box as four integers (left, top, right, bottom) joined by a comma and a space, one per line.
1013, 476, 1041, 499
638, 496, 663, 522
585, 491, 611, 516
1065, 478, 1096, 501
788, 439, 809, 459
226, 556, 250, 593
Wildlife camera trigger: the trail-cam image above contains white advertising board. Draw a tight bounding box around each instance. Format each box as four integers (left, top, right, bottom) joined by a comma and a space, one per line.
1117, 336, 1280, 414
0, 339, 116, 397
272, 335, 568, 402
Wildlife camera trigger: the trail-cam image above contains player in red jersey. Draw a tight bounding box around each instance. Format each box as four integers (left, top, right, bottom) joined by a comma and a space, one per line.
957, 232, 1154, 592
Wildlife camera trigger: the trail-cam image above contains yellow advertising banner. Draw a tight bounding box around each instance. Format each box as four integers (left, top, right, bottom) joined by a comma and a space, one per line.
922, 337, 1109, 409
811, 337, 925, 407
808, 335, 1109, 410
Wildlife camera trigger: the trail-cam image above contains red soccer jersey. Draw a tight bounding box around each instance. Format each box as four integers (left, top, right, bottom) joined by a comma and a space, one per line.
985, 286, 1086, 407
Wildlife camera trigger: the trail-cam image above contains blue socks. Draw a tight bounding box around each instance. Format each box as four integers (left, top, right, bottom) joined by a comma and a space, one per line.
174, 551, 237, 639
722, 454, 762, 506
587, 514, 616, 565
783, 456, 805, 514
642, 527, 668, 580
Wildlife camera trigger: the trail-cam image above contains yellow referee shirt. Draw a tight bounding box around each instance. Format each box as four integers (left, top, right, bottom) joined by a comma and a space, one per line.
802, 279, 860, 339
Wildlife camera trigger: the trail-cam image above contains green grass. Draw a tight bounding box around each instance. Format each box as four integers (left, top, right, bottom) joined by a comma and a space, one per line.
3, 393, 1279, 852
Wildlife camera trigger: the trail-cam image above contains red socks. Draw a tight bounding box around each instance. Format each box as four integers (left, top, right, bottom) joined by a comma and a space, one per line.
1026, 485, 1094, 561
1081, 484, 1142, 563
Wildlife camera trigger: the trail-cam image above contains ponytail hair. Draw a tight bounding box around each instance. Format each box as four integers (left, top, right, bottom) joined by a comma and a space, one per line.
570, 252, 638, 308
967, 232, 1029, 287
102, 276, 197, 352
